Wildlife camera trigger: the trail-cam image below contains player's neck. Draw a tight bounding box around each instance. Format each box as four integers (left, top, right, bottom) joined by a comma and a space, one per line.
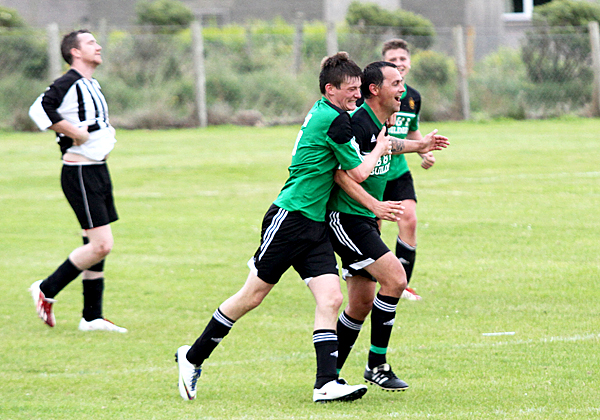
365, 98, 393, 125
70, 62, 97, 80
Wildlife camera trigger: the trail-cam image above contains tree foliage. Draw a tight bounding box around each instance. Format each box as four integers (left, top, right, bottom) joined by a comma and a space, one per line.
345, 1, 435, 50
521, 0, 600, 83
0, 6, 25, 28
136, 0, 194, 32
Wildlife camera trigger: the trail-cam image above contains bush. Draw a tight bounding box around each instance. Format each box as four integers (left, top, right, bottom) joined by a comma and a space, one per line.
135, 0, 194, 33
345, 1, 436, 50
0, 6, 25, 28
469, 48, 527, 119
521, 0, 600, 84
411, 50, 454, 86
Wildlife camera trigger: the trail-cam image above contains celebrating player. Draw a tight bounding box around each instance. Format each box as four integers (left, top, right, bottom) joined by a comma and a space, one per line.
327, 61, 449, 390
176, 52, 402, 403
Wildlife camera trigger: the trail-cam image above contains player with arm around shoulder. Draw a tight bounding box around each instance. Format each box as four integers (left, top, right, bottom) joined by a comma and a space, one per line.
175, 52, 393, 403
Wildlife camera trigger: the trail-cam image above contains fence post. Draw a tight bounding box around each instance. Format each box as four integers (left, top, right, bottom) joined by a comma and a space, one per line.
453, 25, 471, 120
589, 21, 600, 117
326, 20, 338, 56
292, 12, 304, 75
191, 21, 208, 128
47, 23, 62, 81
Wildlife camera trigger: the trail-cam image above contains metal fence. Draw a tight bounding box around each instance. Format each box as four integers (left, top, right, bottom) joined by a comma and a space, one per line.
1, 22, 599, 131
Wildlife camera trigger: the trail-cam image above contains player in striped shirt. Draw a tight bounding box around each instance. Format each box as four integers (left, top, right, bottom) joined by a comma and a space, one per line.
28, 29, 126, 333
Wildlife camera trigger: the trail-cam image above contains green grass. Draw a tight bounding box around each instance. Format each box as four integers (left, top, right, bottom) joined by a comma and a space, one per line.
1, 119, 599, 419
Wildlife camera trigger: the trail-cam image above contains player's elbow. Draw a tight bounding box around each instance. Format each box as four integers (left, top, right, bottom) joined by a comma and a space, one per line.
346, 168, 367, 183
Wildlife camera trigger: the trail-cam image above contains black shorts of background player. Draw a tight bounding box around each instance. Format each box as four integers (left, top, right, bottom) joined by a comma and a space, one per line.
27, 29, 126, 333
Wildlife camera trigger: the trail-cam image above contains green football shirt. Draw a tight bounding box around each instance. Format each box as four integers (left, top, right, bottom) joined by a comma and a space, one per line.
273, 97, 364, 222
327, 102, 391, 218
386, 84, 421, 180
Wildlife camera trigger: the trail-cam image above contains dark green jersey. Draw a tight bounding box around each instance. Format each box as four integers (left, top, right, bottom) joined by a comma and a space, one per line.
327, 102, 391, 218
273, 97, 364, 222
387, 84, 421, 180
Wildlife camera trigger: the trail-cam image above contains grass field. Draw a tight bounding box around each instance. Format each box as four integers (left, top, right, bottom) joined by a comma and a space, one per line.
1, 119, 599, 419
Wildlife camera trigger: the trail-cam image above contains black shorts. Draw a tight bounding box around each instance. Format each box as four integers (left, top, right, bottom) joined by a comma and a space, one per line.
248, 204, 339, 285
61, 162, 118, 230
327, 211, 391, 281
383, 171, 417, 203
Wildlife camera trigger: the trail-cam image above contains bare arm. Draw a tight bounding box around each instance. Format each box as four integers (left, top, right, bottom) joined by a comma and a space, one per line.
49, 120, 90, 145
346, 126, 391, 183
334, 170, 403, 221
390, 129, 449, 155
407, 129, 436, 169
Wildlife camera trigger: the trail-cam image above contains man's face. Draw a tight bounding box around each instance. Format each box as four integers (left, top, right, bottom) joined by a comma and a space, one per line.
74, 33, 102, 66
327, 76, 362, 111
383, 48, 410, 79
378, 66, 405, 114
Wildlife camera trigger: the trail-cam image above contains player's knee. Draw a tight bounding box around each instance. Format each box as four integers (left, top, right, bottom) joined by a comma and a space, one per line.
354, 299, 373, 319
400, 213, 417, 233
93, 240, 113, 258
320, 290, 344, 313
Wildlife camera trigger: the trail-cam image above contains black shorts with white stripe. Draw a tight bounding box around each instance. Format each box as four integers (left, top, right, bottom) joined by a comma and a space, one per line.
61, 162, 118, 230
326, 211, 390, 281
248, 204, 338, 285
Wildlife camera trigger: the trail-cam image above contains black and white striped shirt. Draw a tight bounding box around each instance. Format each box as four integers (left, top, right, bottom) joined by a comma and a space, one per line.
29, 69, 116, 161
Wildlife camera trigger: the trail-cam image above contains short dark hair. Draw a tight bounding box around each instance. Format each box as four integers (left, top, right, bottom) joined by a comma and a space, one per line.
61, 29, 91, 65
361, 61, 397, 100
319, 52, 362, 94
382, 38, 410, 57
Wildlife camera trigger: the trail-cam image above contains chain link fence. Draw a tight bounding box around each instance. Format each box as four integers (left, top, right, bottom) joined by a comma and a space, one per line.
1, 23, 598, 131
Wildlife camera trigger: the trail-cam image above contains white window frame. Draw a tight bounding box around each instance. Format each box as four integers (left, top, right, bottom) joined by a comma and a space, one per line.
502, 0, 535, 22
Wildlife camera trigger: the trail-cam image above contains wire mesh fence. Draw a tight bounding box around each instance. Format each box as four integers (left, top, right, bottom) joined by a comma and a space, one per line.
0, 22, 598, 131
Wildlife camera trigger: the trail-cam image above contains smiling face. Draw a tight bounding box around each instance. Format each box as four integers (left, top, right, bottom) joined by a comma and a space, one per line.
383, 47, 411, 79
325, 76, 362, 112
378, 66, 405, 114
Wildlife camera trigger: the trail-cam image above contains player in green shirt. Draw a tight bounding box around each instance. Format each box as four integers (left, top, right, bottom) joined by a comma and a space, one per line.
382, 39, 437, 301
176, 52, 400, 403
326, 61, 449, 391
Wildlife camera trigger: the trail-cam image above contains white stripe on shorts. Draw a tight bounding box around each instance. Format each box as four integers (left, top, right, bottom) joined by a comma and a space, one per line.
257, 207, 288, 261
77, 166, 94, 228
328, 211, 362, 255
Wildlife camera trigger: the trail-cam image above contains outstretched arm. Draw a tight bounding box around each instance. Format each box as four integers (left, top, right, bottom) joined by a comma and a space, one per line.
334, 170, 403, 222
407, 129, 436, 169
390, 129, 449, 155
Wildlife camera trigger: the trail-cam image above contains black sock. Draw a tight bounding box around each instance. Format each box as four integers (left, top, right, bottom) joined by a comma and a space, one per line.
186, 308, 235, 366
368, 293, 399, 369
40, 258, 82, 299
82, 278, 104, 321
336, 311, 363, 372
313, 329, 339, 389
396, 237, 416, 284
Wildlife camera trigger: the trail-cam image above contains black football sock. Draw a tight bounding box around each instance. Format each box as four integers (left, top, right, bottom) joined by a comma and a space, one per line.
40, 258, 82, 299
396, 237, 416, 284
336, 311, 363, 373
186, 308, 235, 366
368, 293, 399, 369
313, 329, 339, 389
82, 278, 104, 321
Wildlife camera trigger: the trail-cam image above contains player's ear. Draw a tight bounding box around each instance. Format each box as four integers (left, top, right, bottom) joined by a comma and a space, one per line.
369, 83, 379, 96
